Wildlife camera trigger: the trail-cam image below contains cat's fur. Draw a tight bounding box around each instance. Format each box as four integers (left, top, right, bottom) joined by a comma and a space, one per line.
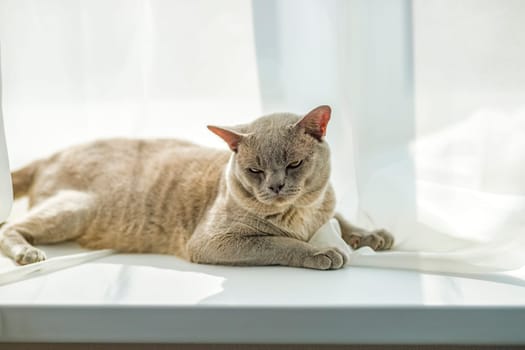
0, 106, 393, 269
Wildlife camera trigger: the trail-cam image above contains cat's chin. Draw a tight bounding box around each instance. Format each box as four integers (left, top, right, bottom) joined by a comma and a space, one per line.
257, 194, 297, 207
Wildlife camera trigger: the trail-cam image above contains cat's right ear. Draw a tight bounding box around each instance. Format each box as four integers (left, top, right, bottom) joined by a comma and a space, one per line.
207, 125, 245, 152
295, 105, 332, 142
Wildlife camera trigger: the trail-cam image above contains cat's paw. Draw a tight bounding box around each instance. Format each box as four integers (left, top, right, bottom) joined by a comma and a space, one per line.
303, 248, 347, 270
14, 246, 46, 265
353, 229, 394, 251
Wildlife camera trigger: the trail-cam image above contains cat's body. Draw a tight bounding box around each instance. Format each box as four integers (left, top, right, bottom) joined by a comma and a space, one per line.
0, 106, 393, 269
19, 138, 229, 259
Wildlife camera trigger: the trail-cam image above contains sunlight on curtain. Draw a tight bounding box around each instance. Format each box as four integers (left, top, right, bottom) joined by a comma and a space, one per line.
352, 0, 525, 274
0, 0, 262, 170
409, 0, 525, 271
259, 0, 525, 277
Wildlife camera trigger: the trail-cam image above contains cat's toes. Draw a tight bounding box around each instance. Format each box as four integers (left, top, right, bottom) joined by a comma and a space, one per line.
376, 229, 394, 250
304, 248, 347, 270
360, 229, 394, 251
348, 234, 361, 249
14, 246, 46, 265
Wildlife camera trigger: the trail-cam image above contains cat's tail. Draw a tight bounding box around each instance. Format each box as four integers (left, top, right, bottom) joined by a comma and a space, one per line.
11, 159, 43, 199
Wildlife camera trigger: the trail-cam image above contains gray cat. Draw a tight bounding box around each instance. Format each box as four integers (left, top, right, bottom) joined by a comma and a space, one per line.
0, 105, 393, 269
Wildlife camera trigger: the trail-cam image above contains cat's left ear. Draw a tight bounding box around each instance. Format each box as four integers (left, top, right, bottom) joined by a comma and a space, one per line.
295, 105, 331, 142
207, 125, 246, 152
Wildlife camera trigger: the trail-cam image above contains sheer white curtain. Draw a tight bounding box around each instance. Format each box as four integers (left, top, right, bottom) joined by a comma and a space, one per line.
0, 0, 263, 168
1, 0, 524, 278
253, 0, 525, 278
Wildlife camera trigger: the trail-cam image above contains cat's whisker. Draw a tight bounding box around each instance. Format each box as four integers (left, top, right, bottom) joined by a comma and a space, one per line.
279, 186, 300, 194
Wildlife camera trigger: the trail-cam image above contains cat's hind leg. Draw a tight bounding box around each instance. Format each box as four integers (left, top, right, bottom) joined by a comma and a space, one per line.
334, 213, 394, 251
0, 190, 95, 265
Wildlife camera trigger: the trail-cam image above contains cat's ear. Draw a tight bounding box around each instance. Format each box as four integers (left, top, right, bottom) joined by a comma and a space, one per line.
295, 105, 331, 142
207, 125, 245, 152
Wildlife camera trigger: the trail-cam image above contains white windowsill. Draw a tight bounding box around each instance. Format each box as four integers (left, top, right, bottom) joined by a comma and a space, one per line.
0, 244, 524, 345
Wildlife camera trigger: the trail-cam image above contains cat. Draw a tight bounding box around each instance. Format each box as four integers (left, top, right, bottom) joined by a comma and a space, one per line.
0, 106, 393, 270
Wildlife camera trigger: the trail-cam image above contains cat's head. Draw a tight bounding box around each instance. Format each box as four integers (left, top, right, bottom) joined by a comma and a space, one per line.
208, 106, 332, 209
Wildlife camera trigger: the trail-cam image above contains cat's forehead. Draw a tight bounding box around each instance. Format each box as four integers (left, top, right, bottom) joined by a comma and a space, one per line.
251, 114, 297, 142
248, 113, 301, 131
245, 113, 302, 144
238, 113, 315, 164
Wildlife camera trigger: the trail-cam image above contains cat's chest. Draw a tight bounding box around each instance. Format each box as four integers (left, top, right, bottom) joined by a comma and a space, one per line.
267, 206, 324, 241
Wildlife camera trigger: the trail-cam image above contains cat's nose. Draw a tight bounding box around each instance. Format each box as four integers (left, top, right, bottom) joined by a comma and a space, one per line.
268, 183, 284, 194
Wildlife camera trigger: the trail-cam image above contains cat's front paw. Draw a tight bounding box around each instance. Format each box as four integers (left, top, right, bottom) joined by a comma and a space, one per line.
14, 246, 46, 265
352, 229, 394, 251
303, 248, 347, 270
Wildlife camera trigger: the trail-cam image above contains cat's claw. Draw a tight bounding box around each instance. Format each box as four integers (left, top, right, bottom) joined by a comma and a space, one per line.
14, 246, 46, 265
304, 247, 347, 270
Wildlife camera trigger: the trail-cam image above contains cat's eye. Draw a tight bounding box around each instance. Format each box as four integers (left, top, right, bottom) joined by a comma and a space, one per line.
287, 160, 303, 169
248, 168, 263, 174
